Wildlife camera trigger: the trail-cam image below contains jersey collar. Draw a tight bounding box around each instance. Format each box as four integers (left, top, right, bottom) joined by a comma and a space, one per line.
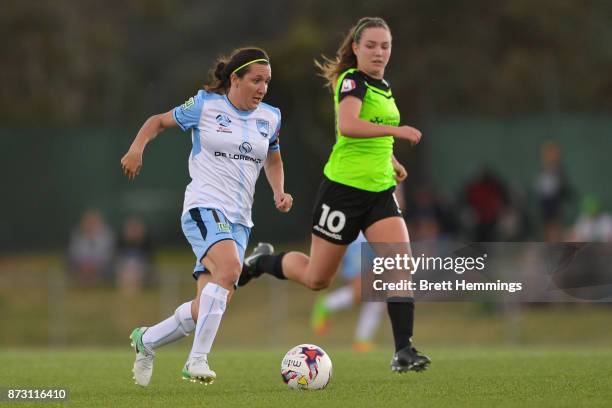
358, 70, 390, 91
223, 94, 255, 117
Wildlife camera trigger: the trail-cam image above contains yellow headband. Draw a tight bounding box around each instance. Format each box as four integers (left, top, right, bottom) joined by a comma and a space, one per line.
231, 58, 269, 75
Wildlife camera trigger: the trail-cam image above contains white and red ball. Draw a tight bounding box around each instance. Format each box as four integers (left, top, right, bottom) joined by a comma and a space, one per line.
280, 344, 332, 390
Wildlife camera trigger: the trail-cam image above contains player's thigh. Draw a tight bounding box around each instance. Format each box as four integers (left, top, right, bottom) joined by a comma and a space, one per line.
364, 216, 412, 260
364, 216, 410, 243
202, 239, 242, 280
306, 234, 348, 286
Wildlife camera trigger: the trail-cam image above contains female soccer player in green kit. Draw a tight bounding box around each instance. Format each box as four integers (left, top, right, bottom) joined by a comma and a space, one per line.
241, 17, 430, 372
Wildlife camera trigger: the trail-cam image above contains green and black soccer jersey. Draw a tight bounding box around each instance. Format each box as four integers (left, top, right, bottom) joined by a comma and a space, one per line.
323, 68, 400, 192
312, 68, 403, 244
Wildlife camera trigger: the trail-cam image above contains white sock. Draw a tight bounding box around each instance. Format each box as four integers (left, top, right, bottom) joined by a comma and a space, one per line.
355, 301, 385, 341
142, 301, 195, 350
324, 286, 353, 312
189, 283, 229, 359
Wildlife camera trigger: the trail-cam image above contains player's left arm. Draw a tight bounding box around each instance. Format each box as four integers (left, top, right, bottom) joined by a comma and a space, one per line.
264, 151, 293, 213
391, 154, 408, 182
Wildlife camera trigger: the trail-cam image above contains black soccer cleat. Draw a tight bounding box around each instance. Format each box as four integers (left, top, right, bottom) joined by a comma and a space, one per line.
237, 242, 274, 287
390, 346, 431, 373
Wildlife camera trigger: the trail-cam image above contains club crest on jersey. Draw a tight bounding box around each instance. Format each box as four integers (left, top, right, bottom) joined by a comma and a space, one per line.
340, 78, 356, 93
256, 119, 270, 137
215, 114, 232, 133
216, 114, 231, 127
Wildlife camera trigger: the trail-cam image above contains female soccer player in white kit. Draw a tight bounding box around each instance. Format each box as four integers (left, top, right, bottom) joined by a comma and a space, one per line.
121, 47, 293, 386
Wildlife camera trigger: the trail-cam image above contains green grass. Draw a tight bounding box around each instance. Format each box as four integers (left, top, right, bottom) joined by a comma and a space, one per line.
1, 347, 611, 407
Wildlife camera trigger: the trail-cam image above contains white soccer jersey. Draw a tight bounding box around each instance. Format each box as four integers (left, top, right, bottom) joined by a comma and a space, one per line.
173, 90, 281, 227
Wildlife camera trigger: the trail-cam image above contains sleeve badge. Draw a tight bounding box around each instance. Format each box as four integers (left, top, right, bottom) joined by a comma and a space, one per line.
340, 78, 356, 93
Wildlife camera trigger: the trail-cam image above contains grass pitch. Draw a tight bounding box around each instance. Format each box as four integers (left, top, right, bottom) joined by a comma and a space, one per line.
1, 347, 611, 407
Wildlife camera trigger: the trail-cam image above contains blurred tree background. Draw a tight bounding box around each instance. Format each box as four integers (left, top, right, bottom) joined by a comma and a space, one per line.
1, 0, 611, 249
3, 0, 611, 124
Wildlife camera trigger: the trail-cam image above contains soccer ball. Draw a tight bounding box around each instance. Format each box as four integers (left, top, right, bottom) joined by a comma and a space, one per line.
280, 344, 332, 390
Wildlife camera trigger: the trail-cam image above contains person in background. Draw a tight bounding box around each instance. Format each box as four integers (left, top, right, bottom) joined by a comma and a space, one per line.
571, 195, 612, 242
463, 167, 508, 242
67, 208, 114, 285
116, 216, 153, 295
534, 142, 571, 241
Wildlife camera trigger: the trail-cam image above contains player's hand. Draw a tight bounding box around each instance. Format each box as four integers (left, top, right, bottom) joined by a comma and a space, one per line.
121, 149, 143, 180
274, 192, 293, 213
393, 126, 422, 146
393, 160, 408, 182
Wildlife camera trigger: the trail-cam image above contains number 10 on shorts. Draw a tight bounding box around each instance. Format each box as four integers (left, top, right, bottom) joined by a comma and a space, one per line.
318, 204, 346, 233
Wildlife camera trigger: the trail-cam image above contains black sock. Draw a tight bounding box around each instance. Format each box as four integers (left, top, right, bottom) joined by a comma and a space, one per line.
256, 253, 287, 280
387, 297, 414, 352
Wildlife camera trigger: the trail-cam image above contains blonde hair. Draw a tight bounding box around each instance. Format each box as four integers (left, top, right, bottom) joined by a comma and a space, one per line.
315, 17, 390, 90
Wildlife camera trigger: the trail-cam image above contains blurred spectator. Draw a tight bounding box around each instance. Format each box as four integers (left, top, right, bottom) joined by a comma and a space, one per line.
67, 209, 114, 285
554, 197, 612, 300
462, 167, 508, 241
412, 215, 442, 242
116, 216, 153, 295
534, 142, 572, 241
404, 184, 455, 241
497, 183, 530, 241
570, 196, 612, 242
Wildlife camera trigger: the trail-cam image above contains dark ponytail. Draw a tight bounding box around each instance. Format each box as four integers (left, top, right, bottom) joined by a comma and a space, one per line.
205, 47, 270, 94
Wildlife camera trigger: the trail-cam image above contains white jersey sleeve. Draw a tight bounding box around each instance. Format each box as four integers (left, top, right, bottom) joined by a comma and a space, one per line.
173, 90, 206, 131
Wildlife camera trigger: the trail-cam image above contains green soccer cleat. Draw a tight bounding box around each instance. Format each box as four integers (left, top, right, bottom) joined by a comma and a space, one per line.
182, 356, 217, 385
130, 327, 155, 386
311, 296, 331, 335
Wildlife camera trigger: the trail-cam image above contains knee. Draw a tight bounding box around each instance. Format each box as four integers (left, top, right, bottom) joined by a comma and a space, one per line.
308, 277, 331, 291
214, 260, 242, 288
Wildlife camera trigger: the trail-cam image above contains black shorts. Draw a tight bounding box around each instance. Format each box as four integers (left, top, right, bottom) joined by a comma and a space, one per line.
311, 177, 402, 245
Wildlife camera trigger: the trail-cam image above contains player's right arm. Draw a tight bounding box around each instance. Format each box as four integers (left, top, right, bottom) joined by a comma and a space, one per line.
121, 110, 178, 179
338, 96, 421, 145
